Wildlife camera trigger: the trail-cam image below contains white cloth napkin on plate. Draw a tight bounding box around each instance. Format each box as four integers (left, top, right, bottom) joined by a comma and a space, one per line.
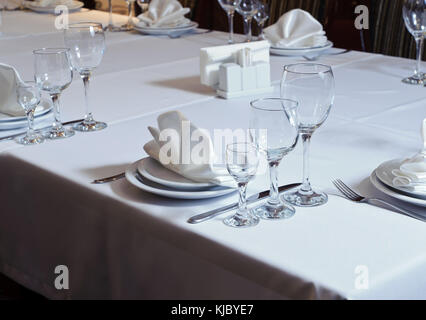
134, 0, 190, 28
0, 0, 23, 10
143, 111, 235, 187
392, 119, 426, 192
264, 9, 328, 48
26, 0, 73, 7
0, 63, 26, 117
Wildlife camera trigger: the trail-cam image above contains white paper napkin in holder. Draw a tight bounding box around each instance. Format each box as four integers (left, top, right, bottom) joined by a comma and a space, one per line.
200, 41, 270, 87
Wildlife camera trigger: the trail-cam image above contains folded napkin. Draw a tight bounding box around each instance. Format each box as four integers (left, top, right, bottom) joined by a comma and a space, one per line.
143, 111, 235, 187
0, 0, 23, 9
26, 0, 73, 7
134, 0, 190, 28
0, 63, 26, 117
264, 9, 328, 48
392, 119, 426, 192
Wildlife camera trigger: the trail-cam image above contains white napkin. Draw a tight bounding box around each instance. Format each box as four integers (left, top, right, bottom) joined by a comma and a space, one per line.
26, 0, 73, 7
134, 0, 190, 28
143, 111, 235, 187
264, 9, 328, 48
0, 0, 23, 9
0, 63, 26, 117
392, 119, 426, 192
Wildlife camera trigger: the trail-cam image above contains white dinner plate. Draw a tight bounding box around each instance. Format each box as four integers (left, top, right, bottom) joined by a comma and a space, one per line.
24, 1, 84, 14
126, 160, 236, 200
137, 157, 215, 191
370, 170, 426, 207
132, 22, 198, 37
375, 159, 426, 199
0, 98, 52, 130
270, 41, 333, 57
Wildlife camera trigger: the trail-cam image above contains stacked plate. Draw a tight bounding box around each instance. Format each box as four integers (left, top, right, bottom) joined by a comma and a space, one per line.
125, 157, 236, 200
270, 41, 333, 57
0, 99, 52, 131
24, 1, 84, 14
370, 159, 426, 207
132, 21, 198, 37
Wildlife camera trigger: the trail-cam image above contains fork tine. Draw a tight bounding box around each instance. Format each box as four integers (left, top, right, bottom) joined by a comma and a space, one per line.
332, 179, 351, 199
336, 179, 360, 198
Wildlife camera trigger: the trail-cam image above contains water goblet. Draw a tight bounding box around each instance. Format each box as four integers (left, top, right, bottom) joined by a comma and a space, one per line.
253, 0, 269, 40
281, 63, 335, 207
217, 0, 242, 44
16, 81, 44, 145
250, 98, 299, 220
33, 48, 75, 140
236, 0, 259, 42
402, 0, 425, 85
64, 22, 107, 132
224, 143, 260, 228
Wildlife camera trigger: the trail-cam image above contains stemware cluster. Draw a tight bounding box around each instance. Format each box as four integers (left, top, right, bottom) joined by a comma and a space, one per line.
217, 0, 269, 43
17, 22, 107, 145
224, 63, 335, 228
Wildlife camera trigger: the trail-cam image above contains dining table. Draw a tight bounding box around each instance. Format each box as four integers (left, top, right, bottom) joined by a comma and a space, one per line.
0, 8, 426, 300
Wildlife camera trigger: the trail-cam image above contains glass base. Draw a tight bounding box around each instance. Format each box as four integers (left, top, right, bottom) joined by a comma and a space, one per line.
254, 200, 295, 220
223, 211, 259, 228
402, 73, 425, 85
105, 24, 125, 32
17, 134, 45, 145
283, 186, 328, 207
45, 127, 75, 140
73, 121, 107, 132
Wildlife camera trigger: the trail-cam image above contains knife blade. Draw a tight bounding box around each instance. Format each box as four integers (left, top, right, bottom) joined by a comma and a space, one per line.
0, 119, 84, 142
187, 183, 301, 224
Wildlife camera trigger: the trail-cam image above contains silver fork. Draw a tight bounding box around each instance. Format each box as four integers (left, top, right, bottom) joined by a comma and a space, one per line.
332, 179, 426, 223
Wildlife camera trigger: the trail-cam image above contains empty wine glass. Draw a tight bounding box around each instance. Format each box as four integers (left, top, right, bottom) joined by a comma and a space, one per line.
33, 48, 74, 140
402, 0, 425, 85
136, 0, 150, 13
224, 143, 260, 228
217, 0, 242, 44
254, 0, 269, 40
16, 81, 44, 145
250, 98, 299, 220
236, 0, 259, 42
64, 22, 107, 132
281, 63, 335, 207
122, 0, 136, 31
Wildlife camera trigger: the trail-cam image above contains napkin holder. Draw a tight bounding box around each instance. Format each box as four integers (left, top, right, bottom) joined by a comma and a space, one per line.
200, 41, 273, 99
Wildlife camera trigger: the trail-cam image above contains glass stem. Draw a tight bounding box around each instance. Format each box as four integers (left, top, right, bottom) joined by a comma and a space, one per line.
301, 133, 312, 193
82, 72, 94, 124
50, 93, 63, 131
237, 182, 248, 217
246, 17, 253, 42
259, 22, 264, 40
127, 0, 134, 27
108, 0, 113, 28
414, 36, 424, 79
268, 161, 280, 205
228, 11, 234, 44
26, 109, 35, 138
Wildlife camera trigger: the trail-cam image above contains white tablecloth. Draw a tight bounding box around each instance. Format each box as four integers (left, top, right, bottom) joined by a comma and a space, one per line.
1, 10, 426, 300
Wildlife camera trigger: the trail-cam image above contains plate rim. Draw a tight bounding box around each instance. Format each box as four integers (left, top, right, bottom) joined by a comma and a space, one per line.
126, 160, 235, 200
133, 21, 198, 32
0, 98, 52, 123
370, 170, 426, 207
137, 157, 215, 191
270, 40, 333, 51
24, 1, 83, 11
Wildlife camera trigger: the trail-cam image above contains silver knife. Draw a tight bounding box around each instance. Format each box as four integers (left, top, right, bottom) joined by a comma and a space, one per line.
0, 119, 84, 142
187, 183, 301, 224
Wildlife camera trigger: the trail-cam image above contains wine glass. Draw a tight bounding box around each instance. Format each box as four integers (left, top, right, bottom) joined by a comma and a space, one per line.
122, 0, 136, 30
106, 0, 122, 32
224, 143, 260, 228
281, 63, 335, 207
253, 0, 269, 40
136, 0, 150, 13
217, 0, 242, 44
16, 81, 44, 145
64, 22, 107, 132
33, 48, 74, 140
250, 98, 299, 219
402, 0, 426, 85
236, 0, 259, 42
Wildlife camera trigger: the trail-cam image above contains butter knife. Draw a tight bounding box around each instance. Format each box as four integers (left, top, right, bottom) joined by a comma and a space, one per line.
187, 183, 301, 224
0, 119, 84, 142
